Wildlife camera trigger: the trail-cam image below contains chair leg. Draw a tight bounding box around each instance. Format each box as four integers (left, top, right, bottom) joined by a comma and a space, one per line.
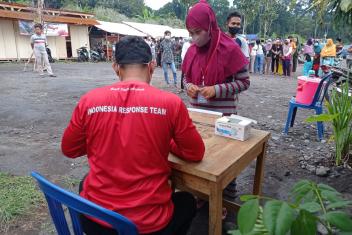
316, 107, 324, 140
290, 107, 297, 127
284, 104, 294, 134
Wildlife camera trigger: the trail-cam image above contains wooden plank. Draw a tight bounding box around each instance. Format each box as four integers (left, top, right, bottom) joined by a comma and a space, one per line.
253, 141, 268, 195
209, 182, 222, 235
170, 170, 211, 195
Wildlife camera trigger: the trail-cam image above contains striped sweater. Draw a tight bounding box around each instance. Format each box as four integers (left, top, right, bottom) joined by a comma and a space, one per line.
184, 65, 250, 116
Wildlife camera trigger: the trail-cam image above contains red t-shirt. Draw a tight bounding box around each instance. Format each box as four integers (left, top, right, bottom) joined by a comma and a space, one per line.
61, 80, 205, 234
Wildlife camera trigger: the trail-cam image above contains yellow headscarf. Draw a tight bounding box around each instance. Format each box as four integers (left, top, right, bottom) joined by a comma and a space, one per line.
321, 39, 336, 57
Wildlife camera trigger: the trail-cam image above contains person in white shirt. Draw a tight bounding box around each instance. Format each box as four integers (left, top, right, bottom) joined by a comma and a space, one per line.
282, 39, 293, 76
30, 23, 56, 77
180, 38, 192, 92
249, 42, 256, 73
253, 39, 264, 74
226, 12, 250, 60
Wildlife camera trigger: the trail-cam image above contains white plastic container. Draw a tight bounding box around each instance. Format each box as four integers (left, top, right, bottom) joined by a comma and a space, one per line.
215, 115, 257, 141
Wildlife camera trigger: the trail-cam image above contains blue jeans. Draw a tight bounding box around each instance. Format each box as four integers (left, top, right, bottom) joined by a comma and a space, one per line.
255, 54, 264, 74
162, 62, 177, 85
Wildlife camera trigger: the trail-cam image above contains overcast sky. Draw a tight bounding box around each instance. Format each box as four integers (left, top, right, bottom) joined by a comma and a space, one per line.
144, 0, 233, 10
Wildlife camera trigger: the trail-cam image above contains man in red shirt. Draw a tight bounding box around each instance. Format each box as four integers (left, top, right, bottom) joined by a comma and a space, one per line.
61, 36, 205, 235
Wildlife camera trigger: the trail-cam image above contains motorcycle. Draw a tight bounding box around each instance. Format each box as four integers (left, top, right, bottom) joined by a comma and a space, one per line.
76, 46, 90, 62
90, 47, 105, 62
46, 46, 54, 63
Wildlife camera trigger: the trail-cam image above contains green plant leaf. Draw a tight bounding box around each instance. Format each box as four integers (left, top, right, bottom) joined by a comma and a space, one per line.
240, 195, 259, 202
326, 201, 352, 210
318, 183, 339, 193
299, 202, 322, 213
291, 210, 317, 235
228, 230, 242, 235
321, 190, 340, 203
325, 211, 352, 231
263, 201, 295, 235
305, 114, 339, 123
238, 199, 259, 234
291, 180, 313, 204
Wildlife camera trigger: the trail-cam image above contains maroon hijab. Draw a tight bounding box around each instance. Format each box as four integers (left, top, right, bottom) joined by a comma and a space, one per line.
182, 0, 248, 86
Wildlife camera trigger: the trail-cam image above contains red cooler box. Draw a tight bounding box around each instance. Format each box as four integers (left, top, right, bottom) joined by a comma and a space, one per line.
296, 76, 321, 105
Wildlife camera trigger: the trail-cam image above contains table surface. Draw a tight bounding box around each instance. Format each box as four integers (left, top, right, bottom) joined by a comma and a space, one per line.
168, 111, 271, 182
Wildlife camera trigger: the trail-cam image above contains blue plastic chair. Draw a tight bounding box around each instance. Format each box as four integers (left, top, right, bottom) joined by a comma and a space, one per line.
31, 171, 138, 235
283, 72, 333, 140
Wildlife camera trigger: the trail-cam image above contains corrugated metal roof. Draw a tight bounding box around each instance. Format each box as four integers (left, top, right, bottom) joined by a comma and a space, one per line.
96, 21, 147, 36
0, 9, 99, 25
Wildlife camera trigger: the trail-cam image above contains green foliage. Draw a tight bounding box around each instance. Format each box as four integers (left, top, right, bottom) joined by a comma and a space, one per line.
306, 83, 352, 166
230, 180, 352, 235
0, 172, 43, 232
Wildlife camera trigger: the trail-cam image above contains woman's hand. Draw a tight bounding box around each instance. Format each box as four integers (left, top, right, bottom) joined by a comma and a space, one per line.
187, 84, 200, 98
200, 86, 216, 99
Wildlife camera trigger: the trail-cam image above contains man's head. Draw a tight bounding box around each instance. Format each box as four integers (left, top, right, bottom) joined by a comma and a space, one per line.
336, 37, 342, 43
112, 36, 154, 84
164, 30, 171, 39
226, 11, 242, 36
34, 23, 43, 35
256, 39, 261, 45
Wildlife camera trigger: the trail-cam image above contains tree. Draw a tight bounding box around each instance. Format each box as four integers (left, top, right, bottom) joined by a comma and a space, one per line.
232, 0, 260, 34
259, 0, 279, 38
209, 0, 230, 29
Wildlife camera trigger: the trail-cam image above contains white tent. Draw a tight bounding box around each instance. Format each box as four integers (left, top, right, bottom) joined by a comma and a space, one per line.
96, 21, 147, 37
123, 21, 173, 38
171, 28, 190, 38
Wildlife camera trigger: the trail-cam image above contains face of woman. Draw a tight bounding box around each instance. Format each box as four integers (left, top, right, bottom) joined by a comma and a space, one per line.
188, 28, 210, 47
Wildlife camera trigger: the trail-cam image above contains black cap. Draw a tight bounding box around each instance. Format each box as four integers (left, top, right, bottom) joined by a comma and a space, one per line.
115, 36, 152, 65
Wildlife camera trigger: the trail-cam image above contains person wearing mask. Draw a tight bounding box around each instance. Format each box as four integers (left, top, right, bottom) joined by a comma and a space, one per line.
282, 39, 293, 77
313, 40, 322, 76
253, 39, 264, 74
30, 23, 56, 77
336, 37, 344, 56
180, 38, 192, 93
264, 39, 272, 74
271, 40, 281, 75
226, 11, 250, 60
62, 36, 205, 235
291, 37, 299, 73
182, 0, 250, 205
321, 38, 337, 66
249, 41, 256, 73
302, 38, 314, 76
160, 31, 178, 87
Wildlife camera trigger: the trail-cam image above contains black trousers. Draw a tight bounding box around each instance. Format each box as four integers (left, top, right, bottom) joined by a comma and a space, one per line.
79, 179, 196, 235
272, 57, 279, 73
181, 72, 184, 90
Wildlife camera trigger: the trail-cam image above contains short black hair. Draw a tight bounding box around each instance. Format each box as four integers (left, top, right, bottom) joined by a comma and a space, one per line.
34, 23, 43, 29
164, 30, 171, 35
226, 11, 242, 23
114, 36, 152, 65
336, 37, 342, 42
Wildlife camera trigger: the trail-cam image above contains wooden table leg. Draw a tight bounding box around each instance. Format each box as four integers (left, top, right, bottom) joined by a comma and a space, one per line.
209, 182, 222, 235
253, 142, 268, 195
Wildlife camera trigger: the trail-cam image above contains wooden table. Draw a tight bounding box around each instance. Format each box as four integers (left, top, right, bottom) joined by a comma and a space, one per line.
169, 111, 271, 235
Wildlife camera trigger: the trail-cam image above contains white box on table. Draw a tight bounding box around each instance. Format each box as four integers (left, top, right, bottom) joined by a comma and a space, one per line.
215, 115, 257, 141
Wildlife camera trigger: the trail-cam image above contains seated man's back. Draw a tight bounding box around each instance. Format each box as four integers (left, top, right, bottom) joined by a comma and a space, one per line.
62, 36, 205, 234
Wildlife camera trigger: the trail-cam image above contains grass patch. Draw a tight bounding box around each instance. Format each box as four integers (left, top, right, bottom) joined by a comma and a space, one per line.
0, 172, 43, 232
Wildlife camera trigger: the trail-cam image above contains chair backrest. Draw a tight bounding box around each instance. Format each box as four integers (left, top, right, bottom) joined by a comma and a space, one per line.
310, 72, 333, 106
31, 171, 138, 235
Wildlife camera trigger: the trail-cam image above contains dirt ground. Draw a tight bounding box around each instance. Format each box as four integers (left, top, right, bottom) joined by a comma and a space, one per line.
1, 62, 352, 235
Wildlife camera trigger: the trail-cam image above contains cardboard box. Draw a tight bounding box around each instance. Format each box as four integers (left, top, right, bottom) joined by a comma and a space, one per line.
215, 115, 256, 141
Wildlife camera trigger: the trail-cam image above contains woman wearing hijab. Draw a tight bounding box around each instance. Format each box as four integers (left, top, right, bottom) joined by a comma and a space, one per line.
302, 38, 314, 76
282, 39, 293, 77
264, 39, 273, 74
182, 0, 249, 205
182, 0, 249, 117
321, 38, 336, 66
271, 39, 282, 74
